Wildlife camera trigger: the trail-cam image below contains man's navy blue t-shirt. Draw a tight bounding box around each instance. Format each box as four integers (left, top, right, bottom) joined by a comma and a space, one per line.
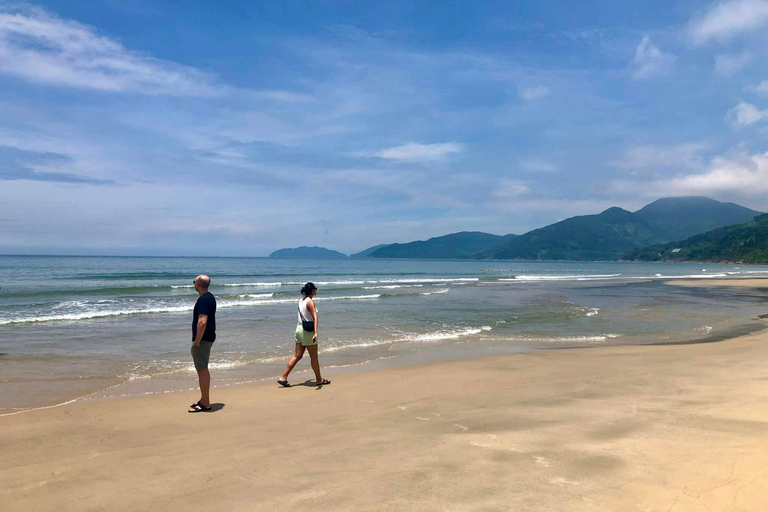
192, 292, 217, 342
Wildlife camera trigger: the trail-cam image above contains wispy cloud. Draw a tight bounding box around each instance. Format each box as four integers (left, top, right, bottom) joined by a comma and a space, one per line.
0, 145, 112, 184
519, 159, 559, 173
487, 179, 623, 216
688, 0, 768, 45
751, 80, 768, 95
362, 142, 465, 163
615, 143, 708, 171
726, 101, 768, 125
714, 51, 752, 76
491, 180, 531, 201
0, 5, 221, 95
632, 36, 674, 80
518, 86, 549, 101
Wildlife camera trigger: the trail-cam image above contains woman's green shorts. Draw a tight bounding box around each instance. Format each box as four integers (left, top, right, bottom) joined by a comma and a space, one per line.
294, 324, 316, 346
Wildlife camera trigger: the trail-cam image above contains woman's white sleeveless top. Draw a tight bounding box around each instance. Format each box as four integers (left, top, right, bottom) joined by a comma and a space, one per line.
298, 297, 313, 324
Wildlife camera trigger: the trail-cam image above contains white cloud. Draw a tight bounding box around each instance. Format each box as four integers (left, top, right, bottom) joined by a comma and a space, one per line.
714, 51, 752, 76
519, 159, 559, 173
632, 36, 675, 80
751, 80, 768, 95
616, 143, 707, 171
365, 142, 464, 162
0, 5, 221, 95
689, 0, 768, 45
611, 149, 768, 197
726, 102, 768, 125
491, 180, 531, 200
519, 86, 549, 101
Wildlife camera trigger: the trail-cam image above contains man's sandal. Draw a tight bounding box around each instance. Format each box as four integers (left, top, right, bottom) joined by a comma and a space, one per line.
188, 402, 212, 413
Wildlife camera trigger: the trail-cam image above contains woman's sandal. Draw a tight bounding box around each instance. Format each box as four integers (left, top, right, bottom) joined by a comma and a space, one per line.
188, 402, 212, 413
318, 379, 331, 386
277, 379, 291, 388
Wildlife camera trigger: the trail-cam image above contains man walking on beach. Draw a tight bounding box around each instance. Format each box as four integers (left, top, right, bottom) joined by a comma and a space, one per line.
189, 274, 216, 413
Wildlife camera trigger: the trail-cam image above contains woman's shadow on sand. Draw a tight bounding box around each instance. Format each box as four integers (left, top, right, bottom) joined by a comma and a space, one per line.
279, 380, 330, 390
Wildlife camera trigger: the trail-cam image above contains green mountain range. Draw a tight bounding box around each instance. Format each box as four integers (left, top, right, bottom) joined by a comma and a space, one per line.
476, 197, 762, 261
269, 197, 763, 262
269, 246, 348, 259
623, 214, 768, 263
365, 231, 517, 259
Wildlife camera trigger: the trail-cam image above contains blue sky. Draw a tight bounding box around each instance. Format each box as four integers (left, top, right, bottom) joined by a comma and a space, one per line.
2, 0, 768, 256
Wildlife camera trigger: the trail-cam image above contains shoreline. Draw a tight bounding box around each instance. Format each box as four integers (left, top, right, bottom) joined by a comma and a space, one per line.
4, 316, 765, 418
4, 323, 768, 510
3, 276, 767, 416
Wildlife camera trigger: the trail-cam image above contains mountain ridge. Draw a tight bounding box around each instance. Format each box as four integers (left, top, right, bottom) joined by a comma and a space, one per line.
269, 197, 764, 261
367, 231, 517, 259
474, 197, 762, 261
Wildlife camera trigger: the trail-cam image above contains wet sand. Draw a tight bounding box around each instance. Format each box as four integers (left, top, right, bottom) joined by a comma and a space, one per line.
666, 277, 768, 288
3, 316, 768, 511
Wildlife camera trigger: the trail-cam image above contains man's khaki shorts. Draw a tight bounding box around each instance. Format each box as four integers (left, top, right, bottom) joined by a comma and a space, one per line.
191, 341, 213, 371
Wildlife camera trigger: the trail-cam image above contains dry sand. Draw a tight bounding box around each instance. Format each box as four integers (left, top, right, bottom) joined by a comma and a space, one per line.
3, 280, 768, 511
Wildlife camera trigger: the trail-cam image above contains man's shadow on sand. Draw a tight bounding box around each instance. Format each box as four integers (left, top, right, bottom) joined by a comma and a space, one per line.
188, 403, 226, 413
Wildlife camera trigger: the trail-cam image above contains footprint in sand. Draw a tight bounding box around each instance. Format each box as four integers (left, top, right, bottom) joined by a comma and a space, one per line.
550, 477, 579, 487
416, 417, 430, 421
455, 424, 469, 432
533, 456, 550, 468
397, 406, 407, 411
469, 435, 522, 452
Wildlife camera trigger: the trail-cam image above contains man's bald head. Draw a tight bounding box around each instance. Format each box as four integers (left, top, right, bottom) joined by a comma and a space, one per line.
194, 275, 211, 289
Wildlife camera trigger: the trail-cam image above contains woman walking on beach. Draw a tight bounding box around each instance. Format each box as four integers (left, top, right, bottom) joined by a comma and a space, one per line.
277, 282, 331, 387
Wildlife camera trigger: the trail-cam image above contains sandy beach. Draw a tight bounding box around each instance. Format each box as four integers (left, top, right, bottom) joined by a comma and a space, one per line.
3, 284, 768, 512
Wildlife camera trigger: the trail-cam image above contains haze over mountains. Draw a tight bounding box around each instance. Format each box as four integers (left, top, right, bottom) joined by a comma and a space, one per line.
270, 197, 765, 262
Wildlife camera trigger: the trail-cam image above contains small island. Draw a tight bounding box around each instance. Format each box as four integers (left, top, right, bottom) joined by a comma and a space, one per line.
268, 246, 348, 259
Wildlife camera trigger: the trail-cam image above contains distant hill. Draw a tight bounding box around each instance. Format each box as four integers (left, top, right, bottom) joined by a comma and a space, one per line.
349, 244, 389, 259
269, 246, 348, 259
476, 207, 662, 261
633, 196, 762, 241
623, 213, 768, 263
475, 197, 763, 261
367, 232, 517, 259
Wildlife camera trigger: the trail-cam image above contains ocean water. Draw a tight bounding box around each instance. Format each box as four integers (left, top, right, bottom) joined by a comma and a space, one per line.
2, 256, 768, 413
